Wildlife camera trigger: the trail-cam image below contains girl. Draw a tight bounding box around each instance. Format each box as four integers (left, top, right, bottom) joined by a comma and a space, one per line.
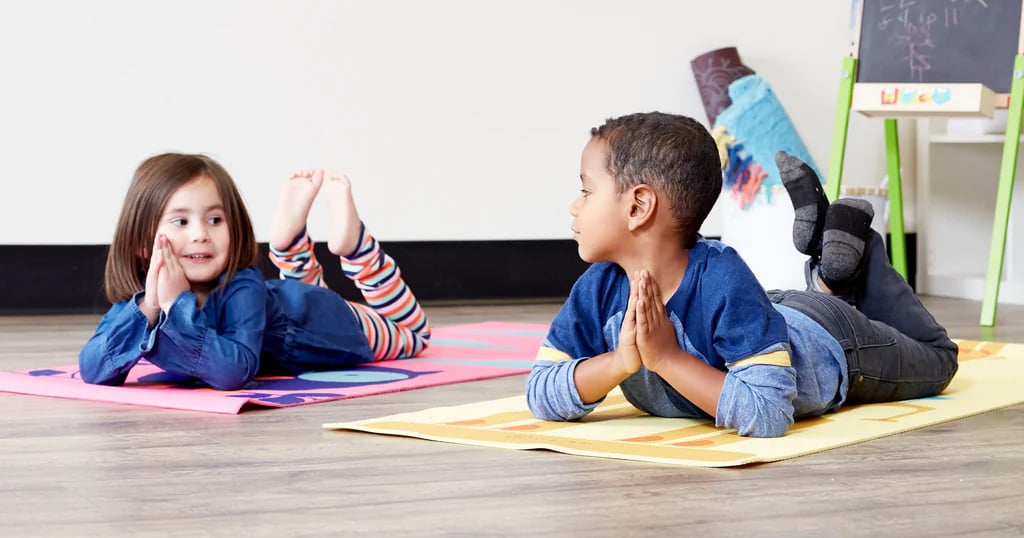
79, 153, 431, 390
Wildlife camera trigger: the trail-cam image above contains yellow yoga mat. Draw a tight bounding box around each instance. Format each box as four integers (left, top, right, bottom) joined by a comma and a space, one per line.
324, 340, 1024, 467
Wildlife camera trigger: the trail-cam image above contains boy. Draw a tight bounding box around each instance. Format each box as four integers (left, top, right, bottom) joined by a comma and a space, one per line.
526, 112, 958, 437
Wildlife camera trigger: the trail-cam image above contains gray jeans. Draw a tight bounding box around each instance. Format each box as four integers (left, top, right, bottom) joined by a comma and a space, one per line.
767, 231, 959, 404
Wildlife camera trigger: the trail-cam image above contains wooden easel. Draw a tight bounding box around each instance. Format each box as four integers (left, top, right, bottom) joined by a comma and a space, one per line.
829, 0, 1024, 327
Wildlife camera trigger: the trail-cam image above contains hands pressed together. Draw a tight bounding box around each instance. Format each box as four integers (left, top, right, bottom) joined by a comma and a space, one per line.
140, 234, 190, 328
571, 269, 724, 416
616, 270, 681, 376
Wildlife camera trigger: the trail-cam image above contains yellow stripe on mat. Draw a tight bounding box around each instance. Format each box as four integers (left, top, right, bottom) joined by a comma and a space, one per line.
324, 339, 1024, 467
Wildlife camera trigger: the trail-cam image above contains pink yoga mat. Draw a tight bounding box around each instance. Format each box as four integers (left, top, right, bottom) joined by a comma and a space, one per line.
0, 322, 547, 414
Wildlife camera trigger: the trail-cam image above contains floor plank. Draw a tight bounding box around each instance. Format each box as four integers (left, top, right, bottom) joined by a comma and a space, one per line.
1, 298, 1022, 536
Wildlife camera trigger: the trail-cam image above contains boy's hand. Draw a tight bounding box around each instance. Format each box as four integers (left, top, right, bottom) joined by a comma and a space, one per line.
615, 272, 642, 376
636, 270, 680, 373
157, 236, 190, 313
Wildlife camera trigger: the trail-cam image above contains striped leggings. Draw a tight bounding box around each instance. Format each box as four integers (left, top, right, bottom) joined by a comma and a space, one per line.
268, 224, 431, 361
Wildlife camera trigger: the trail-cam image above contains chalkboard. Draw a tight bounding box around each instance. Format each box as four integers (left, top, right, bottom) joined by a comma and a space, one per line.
857, 0, 1022, 93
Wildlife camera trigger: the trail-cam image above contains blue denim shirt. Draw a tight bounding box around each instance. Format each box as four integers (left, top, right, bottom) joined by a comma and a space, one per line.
79, 267, 373, 390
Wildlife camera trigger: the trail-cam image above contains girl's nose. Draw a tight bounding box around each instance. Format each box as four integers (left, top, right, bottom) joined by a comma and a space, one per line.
191, 226, 210, 242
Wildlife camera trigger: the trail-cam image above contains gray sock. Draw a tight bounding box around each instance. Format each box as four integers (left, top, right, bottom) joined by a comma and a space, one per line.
819, 198, 875, 292
776, 151, 829, 257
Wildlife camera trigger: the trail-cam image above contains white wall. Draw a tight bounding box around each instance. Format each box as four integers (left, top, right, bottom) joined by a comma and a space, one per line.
0, 0, 897, 245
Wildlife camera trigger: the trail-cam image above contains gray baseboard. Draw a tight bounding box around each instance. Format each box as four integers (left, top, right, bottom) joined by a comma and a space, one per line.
0, 234, 914, 315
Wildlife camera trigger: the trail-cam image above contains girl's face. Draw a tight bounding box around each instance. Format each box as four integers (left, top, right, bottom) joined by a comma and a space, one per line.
155, 175, 231, 290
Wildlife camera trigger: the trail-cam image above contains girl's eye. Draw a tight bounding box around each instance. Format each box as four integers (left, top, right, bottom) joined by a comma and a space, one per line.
208, 216, 223, 225
170, 218, 187, 227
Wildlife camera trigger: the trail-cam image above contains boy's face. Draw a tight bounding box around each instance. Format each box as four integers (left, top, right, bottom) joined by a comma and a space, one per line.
570, 138, 630, 263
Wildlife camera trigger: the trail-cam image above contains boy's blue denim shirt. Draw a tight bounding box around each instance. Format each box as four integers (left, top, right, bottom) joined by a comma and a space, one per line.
525, 239, 847, 438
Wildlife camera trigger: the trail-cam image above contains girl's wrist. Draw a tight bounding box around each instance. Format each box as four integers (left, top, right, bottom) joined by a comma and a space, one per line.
136, 294, 157, 313
139, 301, 160, 329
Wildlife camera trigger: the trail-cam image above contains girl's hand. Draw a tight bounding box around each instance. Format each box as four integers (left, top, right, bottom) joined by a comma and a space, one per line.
157, 237, 190, 313
141, 235, 164, 328
635, 270, 681, 373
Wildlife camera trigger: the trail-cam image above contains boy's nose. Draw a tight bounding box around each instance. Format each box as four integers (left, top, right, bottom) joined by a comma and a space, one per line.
569, 198, 579, 216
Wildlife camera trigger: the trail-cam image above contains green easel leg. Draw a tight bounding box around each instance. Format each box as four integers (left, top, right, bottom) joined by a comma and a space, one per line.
980, 55, 1024, 326
884, 119, 908, 280
828, 57, 857, 202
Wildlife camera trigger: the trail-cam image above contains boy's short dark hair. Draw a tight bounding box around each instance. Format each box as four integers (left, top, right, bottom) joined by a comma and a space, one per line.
591, 112, 722, 247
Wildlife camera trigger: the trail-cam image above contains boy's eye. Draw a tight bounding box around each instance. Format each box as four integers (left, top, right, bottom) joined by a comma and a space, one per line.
580, 189, 591, 198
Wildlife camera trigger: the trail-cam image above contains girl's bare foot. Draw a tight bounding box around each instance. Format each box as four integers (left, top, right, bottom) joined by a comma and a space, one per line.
269, 170, 323, 251
323, 170, 363, 257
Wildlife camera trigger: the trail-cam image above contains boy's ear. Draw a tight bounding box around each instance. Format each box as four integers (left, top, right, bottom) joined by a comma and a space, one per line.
627, 184, 657, 231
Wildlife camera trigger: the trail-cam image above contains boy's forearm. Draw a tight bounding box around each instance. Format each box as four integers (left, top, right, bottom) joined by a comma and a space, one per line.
650, 349, 726, 417
573, 350, 635, 404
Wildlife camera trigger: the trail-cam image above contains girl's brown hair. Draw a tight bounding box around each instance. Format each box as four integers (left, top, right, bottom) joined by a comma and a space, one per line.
104, 153, 259, 303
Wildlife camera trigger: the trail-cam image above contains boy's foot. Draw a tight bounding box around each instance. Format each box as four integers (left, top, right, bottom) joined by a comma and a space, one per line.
324, 170, 364, 257
269, 170, 323, 251
776, 151, 829, 257
819, 198, 875, 292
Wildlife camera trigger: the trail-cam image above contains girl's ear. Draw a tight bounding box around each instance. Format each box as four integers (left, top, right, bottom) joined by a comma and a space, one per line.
627, 184, 657, 231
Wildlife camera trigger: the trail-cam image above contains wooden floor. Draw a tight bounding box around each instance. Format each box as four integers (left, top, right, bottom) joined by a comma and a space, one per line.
2, 297, 1023, 537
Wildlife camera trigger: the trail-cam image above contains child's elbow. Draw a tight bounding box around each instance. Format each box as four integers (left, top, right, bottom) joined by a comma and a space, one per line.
741, 420, 791, 438
719, 398, 795, 438
78, 366, 122, 386
526, 395, 568, 422
528, 387, 569, 422
207, 374, 252, 391
524, 363, 592, 422
207, 379, 247, 391
78, 368, 101, 385
525, 378, 574, 422
734, 411, 794, 438
77, 353, 123, 386
77, 361, 99, 384
204, 368, 257, 391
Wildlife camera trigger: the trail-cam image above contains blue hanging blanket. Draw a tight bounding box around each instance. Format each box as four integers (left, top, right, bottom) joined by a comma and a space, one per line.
713, 75, 821, 208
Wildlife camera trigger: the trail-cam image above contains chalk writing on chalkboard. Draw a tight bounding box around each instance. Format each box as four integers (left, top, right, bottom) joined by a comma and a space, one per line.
857, 0, 1021, 93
